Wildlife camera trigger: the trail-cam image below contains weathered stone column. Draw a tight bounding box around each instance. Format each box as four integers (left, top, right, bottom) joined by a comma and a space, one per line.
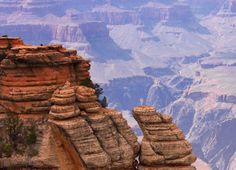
133, 105, 196, 170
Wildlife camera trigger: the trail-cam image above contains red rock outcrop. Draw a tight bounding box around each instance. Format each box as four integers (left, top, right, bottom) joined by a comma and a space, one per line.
0, 37, 24, 48
133, 106, 197, 170
0, 37, 90, 114
0, 37, 196, 170
49, 82, 139, 170
76, 86, 102, 113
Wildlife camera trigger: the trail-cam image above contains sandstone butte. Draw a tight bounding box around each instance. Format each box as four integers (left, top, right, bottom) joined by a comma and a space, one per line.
0, 37, 197, 170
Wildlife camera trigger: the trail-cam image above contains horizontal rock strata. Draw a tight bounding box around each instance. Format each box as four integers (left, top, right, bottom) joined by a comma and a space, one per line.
0, 38, 197, 170
0, 38, 90, 113
133, 106, 197, 170
49, 83, 138, 169
76, 86, 101, 113
0, 37, 24, 49
49, 82, 79, 120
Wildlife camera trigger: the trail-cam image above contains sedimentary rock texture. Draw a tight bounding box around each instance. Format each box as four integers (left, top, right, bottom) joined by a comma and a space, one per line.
0, 38, 90, 114
0, 37, 24, 49
49, 83, 139, 169
104, 108, 140, 156
76, 86, 102, 114
0, 120, 60, 170
50, 82, 79, 120
0, 38, 197, 170
133, 106, 196, 170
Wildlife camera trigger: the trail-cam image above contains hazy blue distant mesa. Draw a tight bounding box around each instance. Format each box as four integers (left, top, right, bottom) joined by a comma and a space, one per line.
144, 67, 175, 77
103, 76, 153, 110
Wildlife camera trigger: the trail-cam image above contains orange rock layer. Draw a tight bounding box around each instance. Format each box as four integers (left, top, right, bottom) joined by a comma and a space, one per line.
0, 38, 196, 170
0, 38, 90, 114
0, 37, 24, 48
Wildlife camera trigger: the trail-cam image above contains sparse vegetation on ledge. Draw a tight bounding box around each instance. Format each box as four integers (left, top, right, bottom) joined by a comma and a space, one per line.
0, 112, 38, 158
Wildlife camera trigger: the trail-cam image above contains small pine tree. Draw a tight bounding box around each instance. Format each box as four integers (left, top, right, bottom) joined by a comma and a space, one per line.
25, 123, 37, 145
1, 113, 38, 158
93, 83, 103, 98
100, 96, 108, 108
4, 112, 24, 150
1, 143, 13, 157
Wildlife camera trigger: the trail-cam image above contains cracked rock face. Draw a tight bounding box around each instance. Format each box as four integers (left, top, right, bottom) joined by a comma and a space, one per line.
133, 106, 197, 170
49, 82, 139, 169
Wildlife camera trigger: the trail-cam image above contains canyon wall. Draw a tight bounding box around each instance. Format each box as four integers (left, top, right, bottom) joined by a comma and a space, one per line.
0, 37, 90, 114
0, 38, 196, 170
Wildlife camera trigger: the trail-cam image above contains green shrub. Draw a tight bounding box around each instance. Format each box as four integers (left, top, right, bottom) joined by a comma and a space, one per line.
28, 147, 39, 157
26, 123, 37, 145
2, 143, 13, 157
100, 96, 108, 108
1, 113, 38, 158
4, 112, 24, 150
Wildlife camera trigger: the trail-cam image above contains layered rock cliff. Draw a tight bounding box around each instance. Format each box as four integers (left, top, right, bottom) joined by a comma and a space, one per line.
133, 106, 196, 170
48, 83, 139, 169
0, 37, 90, 114
0, 37, 196, 170
0, 1, 235, 169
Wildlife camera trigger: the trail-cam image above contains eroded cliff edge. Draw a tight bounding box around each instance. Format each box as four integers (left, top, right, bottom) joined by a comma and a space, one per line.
0, 37, 196, 170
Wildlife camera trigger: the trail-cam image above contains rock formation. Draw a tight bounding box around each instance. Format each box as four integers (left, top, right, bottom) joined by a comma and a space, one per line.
49, 82, 139, 169
133, 106, 197, 170
218, 0, 236, 16
0, 37, 24, 48
76, 86, 101, 113
0, 37, 196, 170
0, 37, 90, 114
49, 81, 79, 120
